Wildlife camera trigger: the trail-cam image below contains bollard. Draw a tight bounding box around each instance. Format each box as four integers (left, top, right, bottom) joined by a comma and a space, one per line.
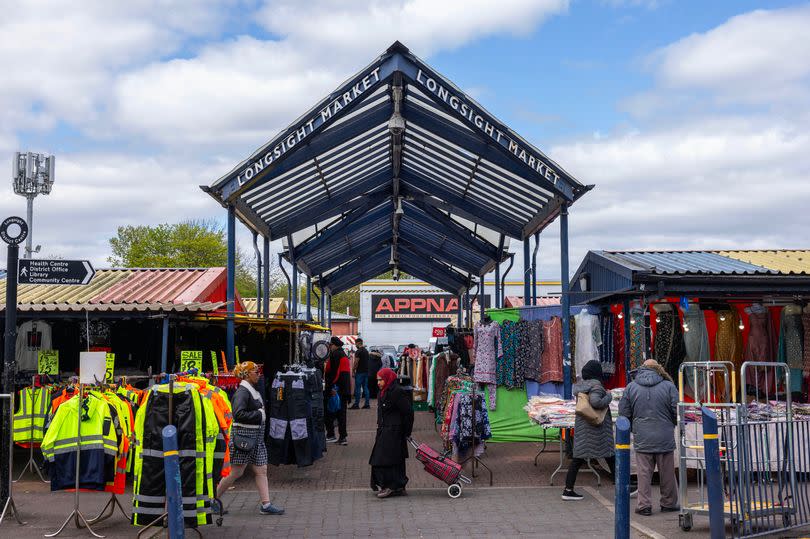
162, 425, 185, 539
615, 416, 631, 539
702, 407, 725, 539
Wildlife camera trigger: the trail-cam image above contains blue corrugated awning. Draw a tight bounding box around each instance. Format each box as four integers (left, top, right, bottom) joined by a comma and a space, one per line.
203, 41, 592, 294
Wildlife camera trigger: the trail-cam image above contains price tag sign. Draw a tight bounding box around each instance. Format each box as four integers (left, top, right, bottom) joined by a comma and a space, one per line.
181, 351, 203, 373
105, 353, 115, 382
210, 351, 219, 375
38, 349, 59, 374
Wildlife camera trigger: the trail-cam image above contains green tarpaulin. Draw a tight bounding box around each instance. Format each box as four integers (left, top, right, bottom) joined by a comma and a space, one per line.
484, 386, 558, 442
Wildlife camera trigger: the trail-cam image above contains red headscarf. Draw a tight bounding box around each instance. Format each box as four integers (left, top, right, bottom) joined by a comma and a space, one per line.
376, 368, 398, 398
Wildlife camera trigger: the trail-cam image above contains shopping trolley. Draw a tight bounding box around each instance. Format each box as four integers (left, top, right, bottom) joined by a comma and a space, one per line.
408, 437, 471, 498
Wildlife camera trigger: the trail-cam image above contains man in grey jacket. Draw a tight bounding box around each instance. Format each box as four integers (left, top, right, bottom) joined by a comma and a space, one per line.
619, 359, 680, 516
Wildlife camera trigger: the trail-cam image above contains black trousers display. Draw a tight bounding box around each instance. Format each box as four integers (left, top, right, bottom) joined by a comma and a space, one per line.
324, 398, 347, 440
268, 377, 313, 467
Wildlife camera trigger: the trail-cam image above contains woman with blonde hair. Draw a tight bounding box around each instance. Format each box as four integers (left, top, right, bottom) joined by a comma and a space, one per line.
214, 361, 284, 515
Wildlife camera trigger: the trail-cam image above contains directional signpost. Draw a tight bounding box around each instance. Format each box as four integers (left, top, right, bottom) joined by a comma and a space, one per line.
1, 215, 96, 507
18, 259, 94, 285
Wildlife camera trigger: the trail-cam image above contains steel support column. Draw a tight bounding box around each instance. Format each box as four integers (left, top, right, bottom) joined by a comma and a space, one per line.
479, 276, 485, 319
500, 254, 514, 308
253, 231, 262, 316
523, 237, 531, 306
306, 275, 312, 321
532, 231, 539, 305
226, 205, 236, 369
263, 235, 270, 318
327, 294, 332, 329
289, 235, 299, 321
494, 264, 501, 308
278, 253, 291, 313
559, 202, 572, 399
457, 294, 464, 327
160, 316, 169, 373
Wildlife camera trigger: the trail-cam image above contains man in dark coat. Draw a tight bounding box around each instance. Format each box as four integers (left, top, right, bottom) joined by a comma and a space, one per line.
324, 337, 352, 445
619, 359, 680, 516
351, 338, 371, 409
369, 368, 414, 498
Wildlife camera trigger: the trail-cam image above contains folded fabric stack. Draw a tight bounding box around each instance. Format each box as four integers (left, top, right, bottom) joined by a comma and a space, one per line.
525, 396, 575, 427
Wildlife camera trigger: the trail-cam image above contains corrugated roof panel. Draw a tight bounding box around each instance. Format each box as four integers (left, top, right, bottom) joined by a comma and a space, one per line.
718, 250, 810, 275
93, 269, 208, 303
604, 251, 773, 275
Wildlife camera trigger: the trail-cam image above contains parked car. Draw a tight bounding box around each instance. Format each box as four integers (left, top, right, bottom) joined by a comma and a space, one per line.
371, 345, 398, 369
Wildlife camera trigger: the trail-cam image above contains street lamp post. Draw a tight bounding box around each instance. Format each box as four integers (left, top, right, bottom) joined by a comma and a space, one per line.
12, 152, 55, 258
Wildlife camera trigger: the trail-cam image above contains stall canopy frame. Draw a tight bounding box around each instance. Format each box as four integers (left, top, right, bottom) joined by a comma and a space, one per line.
203, 41, 593, 376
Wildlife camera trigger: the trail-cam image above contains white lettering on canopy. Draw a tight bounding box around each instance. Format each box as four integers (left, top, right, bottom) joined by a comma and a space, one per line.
237, 67, 383, 186
414, 68, 561, 187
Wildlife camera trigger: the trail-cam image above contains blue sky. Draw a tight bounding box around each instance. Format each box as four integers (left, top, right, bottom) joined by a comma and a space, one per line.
1, 0, 809, 283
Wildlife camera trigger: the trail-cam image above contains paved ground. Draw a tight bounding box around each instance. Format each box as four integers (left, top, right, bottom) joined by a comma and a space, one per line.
4, 404, 810, 538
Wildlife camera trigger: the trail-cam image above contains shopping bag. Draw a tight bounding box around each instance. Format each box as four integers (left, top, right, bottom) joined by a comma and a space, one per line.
575, 392, 608, 426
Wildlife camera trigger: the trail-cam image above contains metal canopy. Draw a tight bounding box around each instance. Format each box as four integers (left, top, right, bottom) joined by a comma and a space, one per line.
203, 41, 592, 295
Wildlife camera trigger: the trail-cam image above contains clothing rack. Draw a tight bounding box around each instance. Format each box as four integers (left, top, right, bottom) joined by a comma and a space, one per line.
0, 392, 25, 527
46, 382, 104, 538
137, 372, 206, 539
13, 375, 49, 483
458, 376, 493, 485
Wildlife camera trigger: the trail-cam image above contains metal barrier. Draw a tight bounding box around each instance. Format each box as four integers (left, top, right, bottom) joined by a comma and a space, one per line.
717, 361, 808, 538
677, 361, 737, 532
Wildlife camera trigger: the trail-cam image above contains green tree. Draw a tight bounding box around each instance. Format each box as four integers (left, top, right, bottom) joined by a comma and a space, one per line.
108, 219, 257, 296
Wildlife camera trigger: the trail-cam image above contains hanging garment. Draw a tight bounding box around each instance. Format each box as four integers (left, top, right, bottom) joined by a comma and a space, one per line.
267, 374, 313, 467
523, 320, 544, 382
744, 305, 776, 394
574, 310, 601, 380
498, 320, 523, 389
14, 320, 52, 371
540, 317, 564, 384
473, 321, 501, 409
681, 304, 710, 399
629, 306, 646, 370
13, 386, 51, 443
715, 309, 743, 396
451, 392, 491, 456
132, 383, 212, 527
683, 305, 710, 362
653, 305, 686, 383
803, 313, 810, 376
778, 306, 804, 394
40, 392, 119, 491
599, 313, 615, 375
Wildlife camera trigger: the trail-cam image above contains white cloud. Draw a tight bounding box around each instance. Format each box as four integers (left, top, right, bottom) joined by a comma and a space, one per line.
645, 5, 810, 107
111, 0, 569, 150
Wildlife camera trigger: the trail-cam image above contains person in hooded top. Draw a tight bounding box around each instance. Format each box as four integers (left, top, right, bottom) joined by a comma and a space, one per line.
369, 368, 414, 499
619, 359, 680, 516
324, 336, 352, 445
562, 360, 615, 501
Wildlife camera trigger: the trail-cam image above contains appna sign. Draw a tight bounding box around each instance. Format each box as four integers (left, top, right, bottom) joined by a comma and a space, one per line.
371, 294, 459, 322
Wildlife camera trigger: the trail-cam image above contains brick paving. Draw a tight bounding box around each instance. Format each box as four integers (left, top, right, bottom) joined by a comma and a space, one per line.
4, 404, 810, 537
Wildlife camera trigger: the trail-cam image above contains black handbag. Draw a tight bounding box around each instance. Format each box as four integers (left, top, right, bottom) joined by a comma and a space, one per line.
232, 430, 258, 452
